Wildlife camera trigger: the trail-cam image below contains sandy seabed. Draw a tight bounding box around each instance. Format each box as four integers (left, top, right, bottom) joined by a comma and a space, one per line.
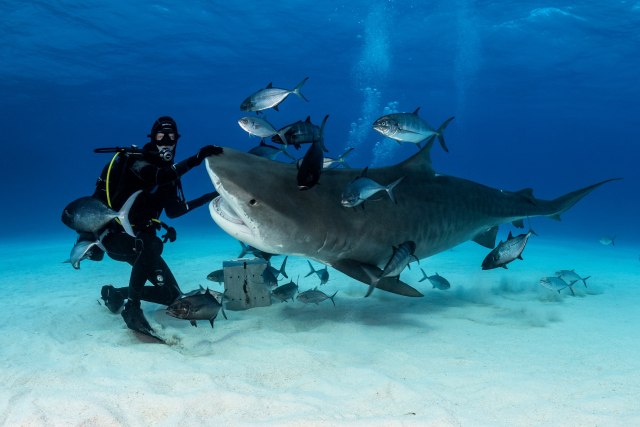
1, 231, 638, 426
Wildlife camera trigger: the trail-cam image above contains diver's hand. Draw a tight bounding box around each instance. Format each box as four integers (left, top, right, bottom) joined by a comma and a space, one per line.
162, 226, 177, 243
195, 145, 223, 165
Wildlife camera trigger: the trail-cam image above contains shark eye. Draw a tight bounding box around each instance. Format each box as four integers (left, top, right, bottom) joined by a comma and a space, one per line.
249, 199, 257, 206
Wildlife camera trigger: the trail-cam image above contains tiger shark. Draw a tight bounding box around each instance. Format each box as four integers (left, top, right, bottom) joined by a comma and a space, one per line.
205, 140, 617, 297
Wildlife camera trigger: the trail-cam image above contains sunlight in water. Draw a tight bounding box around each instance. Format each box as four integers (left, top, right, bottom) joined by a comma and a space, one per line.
348, 3, 393, 155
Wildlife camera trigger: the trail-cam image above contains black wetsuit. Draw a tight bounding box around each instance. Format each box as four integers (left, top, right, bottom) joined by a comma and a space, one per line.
93, 142, 217, 306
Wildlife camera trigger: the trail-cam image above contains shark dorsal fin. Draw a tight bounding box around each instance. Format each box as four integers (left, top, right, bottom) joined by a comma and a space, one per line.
413, 107, 421, 115
515, 188, 536, 204
266, 82, 273, 88
396, 136, 436, 175
305, 116, 311, 123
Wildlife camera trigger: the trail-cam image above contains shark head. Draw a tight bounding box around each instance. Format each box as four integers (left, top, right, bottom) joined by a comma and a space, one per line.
206, 148, 338, 256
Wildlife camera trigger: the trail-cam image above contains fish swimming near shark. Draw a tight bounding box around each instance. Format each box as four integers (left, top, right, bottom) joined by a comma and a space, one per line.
61, 190, 141, 237
481, 230, 534, 270
65, 237, 106, 269
238, 116, 288, 144
240, 77, 309, 112
419, 269, 451, 290
372, 108, 455, 152
305, 260, 329, 285
166, 288, 227, 328
296, 114, 329, 190
272, 279, 299, 302
341, 166, 404, 208
362, 241, 417, 297
206, 139, 619, 297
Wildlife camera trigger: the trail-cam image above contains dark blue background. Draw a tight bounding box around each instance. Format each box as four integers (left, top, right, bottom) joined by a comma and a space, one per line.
1, 1, 637, 243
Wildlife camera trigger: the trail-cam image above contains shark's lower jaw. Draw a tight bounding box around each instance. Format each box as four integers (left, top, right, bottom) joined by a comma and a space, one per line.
209, 196, 254, 243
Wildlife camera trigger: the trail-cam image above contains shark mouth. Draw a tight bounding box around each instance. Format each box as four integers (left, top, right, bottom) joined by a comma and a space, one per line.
206, 163, 277, 254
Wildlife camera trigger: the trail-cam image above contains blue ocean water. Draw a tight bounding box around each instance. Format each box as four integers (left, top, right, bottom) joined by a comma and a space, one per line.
1, 1, 638, 244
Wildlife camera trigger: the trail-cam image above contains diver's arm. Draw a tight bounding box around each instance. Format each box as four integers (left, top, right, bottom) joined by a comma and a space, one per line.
134, 145, 223, 187
165, 191, 218, 218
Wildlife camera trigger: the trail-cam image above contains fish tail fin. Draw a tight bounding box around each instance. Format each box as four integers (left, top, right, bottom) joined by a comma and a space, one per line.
582, 276, 591, 288
361, 265, 380, 297
319, 114, 330, 152
118, 190, 142, 237
238, 241, 249, 258
546, 178, 621, 220
293, 77, 309, 102
276, 130, 289, 148
385, 176, 405, 204
279, 256, 289, 279
304, 260, 316, 278
435, 116, 455, 153
418, 267, 428, 282
281, 147, 297, 162
329, 291, 338, 307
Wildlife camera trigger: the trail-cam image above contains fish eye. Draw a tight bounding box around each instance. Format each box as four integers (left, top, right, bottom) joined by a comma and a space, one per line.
249, 199, 257, 206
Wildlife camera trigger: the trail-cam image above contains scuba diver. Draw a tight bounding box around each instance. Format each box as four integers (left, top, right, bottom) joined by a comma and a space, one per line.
91, 116, 222, 339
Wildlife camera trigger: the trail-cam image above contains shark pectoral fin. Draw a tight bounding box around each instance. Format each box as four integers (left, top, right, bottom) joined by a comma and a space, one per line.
472, 226, 499, 249
332, 259, 423, 297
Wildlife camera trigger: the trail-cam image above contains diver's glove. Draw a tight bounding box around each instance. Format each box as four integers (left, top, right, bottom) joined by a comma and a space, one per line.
173, 146, 223, 176
187, 191, 219, 210
161, 226, 177, 243
194, 145, 223, 166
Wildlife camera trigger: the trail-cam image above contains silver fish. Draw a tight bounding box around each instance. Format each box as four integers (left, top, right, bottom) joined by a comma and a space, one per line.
61, 190, 141, 237
481, 231, 533, 270
206, 269, 224, 284
297, 287, 337, 306
323, 147, 354, 169
539, 276, 577, 296
240, 77, 309, 112
341, 167, 404, 207
419, 269, 451, 290
555, 269, 590, 288
272, 116, 326, 149
373, 107, 454, 152
65, 238, 106, 270
305, 260, 329, 285
248, 141, 296, 162
272, 279, 299, 302
262, 256, 289, 288
364, 241, 417, 297
238, 241, 274, 262
166, 288, 227, 328
297, 115, 329, 191
238, 116, 289, 144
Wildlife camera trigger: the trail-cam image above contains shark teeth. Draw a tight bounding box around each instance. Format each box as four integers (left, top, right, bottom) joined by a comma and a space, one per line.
212, 196, 244, 225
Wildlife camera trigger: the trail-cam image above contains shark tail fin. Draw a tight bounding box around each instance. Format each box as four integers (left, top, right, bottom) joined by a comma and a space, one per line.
435, 116, 455, 153
293, 77, 309, 102
118, 190, 142, 237
385, 176, 405, 204
546, 178, 621, 220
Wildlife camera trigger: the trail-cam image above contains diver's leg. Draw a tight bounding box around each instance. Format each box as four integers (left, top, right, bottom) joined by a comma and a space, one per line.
99, 232, 137, 312
120, 231, 160, 334
140, 257, 183, 305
